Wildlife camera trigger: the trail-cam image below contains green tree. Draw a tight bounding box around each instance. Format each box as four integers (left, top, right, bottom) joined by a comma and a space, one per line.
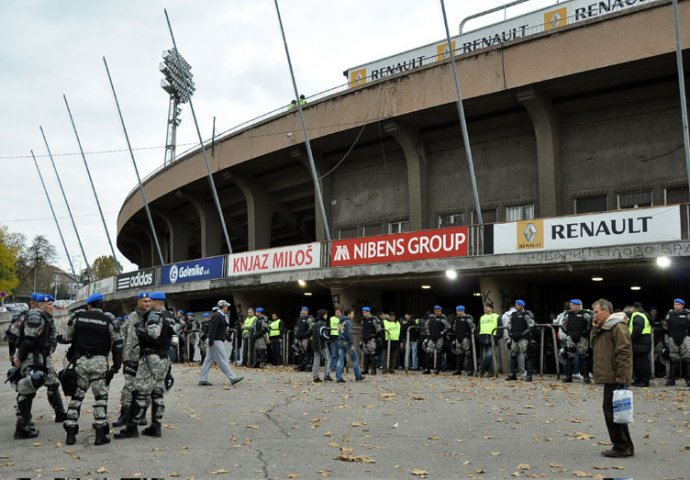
91, 255, 123, 280
24, 235, 58, 293
0, 226, 20, 294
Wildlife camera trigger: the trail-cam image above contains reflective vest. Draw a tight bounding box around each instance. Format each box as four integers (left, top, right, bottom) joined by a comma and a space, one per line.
269, 318, 281, 337
383, 320, 400, 341
329, 316, 340, 337
479, 313, 499, 335
630, 312, 651, 335
242, 316, 257, 335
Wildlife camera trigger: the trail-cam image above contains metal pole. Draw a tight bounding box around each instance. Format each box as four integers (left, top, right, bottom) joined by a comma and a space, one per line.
39, 126, 92, 277
102, 57, 165, 266
211, 116, 216, 158
163, 10, 234, 254
440, 0, 483, 224
30, 150, 76, 277
672, 0, 690, 190
63, 94, 119, 263
273, 0, 332, 242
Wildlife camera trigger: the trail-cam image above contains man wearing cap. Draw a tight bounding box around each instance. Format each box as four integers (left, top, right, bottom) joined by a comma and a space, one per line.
422, 306, 451, 374
360, 307, 383, 375
61, 293, 122, 445
561, 299, 592, 384
11, 293, 67, 439
451, 306, 475, 376
629, 302, 652, 387
113, 292, 152, 428
662, 298, 690, 387
115, 291, 174, 439
505, 300, 536, 382
252, 308, 270, 368
293, 306, 314, 372
198, 300, 244, 386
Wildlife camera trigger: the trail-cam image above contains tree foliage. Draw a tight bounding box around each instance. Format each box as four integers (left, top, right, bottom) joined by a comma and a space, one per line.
0, 227, 20, 294
91, 255, 123, 280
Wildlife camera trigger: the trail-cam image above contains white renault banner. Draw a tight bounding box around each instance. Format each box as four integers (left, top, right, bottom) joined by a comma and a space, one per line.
227, 242, 322, 276
494, 206, 681, 254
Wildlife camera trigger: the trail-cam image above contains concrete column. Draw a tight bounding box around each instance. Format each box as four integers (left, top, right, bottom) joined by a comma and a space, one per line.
229, 173, 273, 251
518, 89, 560, 217
185, 195, 222, 257
383, 121, 429, 230
154, 210, 195, 263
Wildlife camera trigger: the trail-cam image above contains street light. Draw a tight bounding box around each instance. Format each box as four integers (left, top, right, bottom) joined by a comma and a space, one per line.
160, 48, 195, 165
656, 256, 672, 268
445, 269, 458, 280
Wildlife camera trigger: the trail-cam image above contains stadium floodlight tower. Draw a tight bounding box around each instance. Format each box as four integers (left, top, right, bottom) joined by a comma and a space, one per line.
160, 48, 195, 165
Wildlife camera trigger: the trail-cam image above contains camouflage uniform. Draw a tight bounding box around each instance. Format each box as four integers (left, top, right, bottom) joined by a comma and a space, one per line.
116, 308, 173, 438
252, 314, 270, 367
13, 307, 66, 438
61, 308, 122, 445
422, 314, 451, 373
293, 314, 315, 371
506, 307, 536, 381
120, 309, 146, 408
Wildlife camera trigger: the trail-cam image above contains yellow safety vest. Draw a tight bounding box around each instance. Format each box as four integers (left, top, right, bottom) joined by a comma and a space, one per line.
242, 316, 257, 335
269, 318, 281, 337
629, 312, 651, 335
479, 313, 499, 335
383, 320, 401, 341
329, 316, 340, 336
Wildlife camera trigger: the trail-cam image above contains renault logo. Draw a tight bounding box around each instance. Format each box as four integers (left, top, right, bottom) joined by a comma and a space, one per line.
523, 223, 538, 242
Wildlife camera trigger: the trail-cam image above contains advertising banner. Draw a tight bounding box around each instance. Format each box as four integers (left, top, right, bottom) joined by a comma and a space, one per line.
161, 257, 225, 285
116, 267, 157, 291
493, 206, 681, 254
227, 243, 321, 276
88, 277, 115, 296
331, 227, 468, 267
76, 285, 90, 302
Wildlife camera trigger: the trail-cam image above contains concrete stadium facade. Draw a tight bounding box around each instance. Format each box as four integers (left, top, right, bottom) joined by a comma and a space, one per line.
113, 0, 690, 319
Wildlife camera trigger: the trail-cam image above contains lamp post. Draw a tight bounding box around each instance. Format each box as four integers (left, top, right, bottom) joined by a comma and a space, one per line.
160, 48, 194, 165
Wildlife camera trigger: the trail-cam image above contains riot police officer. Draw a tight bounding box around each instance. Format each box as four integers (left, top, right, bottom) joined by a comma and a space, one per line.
293, 306, 314, 371
11, 293, 67, 439
451, 306, 475, 376
505, 300, 535, 382
252, 307, 269, 368
115, 291, 174, 439
360, 306, 383, 375
561, 299, 592, 384
423, 305, 451, 374
61, 293, 122, 445
183, 312, 199, 363
113, 292, 152, 428
662, 298, 690, 387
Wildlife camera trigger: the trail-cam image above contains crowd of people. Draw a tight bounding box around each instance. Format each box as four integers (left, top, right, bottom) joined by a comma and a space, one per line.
3, 290, 689, 448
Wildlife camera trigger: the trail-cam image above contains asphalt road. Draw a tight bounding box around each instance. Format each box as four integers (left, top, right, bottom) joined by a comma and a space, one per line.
1, 349, 688, 480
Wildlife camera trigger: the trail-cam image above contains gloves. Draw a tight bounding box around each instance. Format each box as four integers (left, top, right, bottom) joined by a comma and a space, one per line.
105, 368, 115, 386
165, 368, 174, 391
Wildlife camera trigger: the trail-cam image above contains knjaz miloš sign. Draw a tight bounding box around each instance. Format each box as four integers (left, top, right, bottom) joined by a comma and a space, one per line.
116, 268, 156, 291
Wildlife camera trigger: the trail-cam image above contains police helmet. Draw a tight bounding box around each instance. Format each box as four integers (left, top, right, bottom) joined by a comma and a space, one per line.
16, 369, 46, 395
5, 366, 21, 386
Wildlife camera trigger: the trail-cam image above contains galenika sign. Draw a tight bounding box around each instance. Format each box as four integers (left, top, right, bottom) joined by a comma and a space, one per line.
227, 243, 322, 276
331, 227, 468, 267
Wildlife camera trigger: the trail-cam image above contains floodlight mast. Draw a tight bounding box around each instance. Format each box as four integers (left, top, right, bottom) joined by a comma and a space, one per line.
160, 49, 194, 166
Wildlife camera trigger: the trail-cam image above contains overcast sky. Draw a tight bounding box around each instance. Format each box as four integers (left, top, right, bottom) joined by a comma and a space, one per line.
0, 0, 556, 275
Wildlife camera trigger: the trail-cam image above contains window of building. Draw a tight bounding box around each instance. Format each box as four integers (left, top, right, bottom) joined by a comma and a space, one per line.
575, 194, 607, 214
471, 208, 497, 224
337, 226, 357, 239
618, 190, 652, 209
362, 222, 383, 237
505, 203, 535, 222
437, 212, 463, 228
388, 220, 410, 234
664, 186, 689, 205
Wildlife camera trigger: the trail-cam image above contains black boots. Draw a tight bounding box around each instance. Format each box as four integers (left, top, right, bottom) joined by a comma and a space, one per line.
94, 425, 111, 445
112, 405, 130, 427
666, 363, 678, 386
47, 387, 67, 423
113, 423, 138, 439
14, 396, 38, 440
563, 357, 573, 382
525, 359, 533, 382
684, 360, 690, 387
64, 424, 79, 445
141, 422, 161, 437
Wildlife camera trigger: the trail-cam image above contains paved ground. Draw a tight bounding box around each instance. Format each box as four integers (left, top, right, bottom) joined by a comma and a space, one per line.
1, 349, 689, 480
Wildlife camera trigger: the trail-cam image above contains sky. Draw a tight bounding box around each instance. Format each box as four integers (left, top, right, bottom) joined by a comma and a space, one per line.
0, 0, 558, 275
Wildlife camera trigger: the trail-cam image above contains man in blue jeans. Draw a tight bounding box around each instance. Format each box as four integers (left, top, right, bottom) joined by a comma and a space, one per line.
336, 308, 365, 383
